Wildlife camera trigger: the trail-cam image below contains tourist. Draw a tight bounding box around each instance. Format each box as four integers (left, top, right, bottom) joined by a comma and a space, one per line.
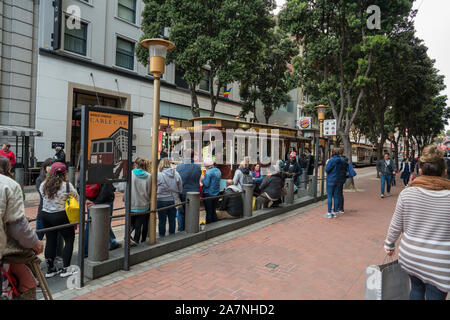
53, 147, 66, 164
232, 159, 253, 192
384, 145, 450, 300
0, 144, 15, 170
156, 158, 182, 236
324, 148, 342, 218
399, 157, 414, 186
176, 149, 202, 231
216, 180, 243, 220
255, 165, 283, 210
39, 162, 78, 278
251, 163, 264, 194
201, 157, 221, 224
284, 152, 302, 187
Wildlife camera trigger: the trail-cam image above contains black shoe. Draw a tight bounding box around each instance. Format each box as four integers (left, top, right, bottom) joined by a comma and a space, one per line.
110, 242, 121, 250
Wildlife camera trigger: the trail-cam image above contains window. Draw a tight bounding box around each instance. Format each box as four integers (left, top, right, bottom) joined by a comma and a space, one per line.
175, 67, 189, 89
118, 0, 136, 23
93, 143, 97, 153
116, 38, 135, 70
99, 143, 105, 153
64, 19, 88, 56
199, 69, 210, 92
287, 101, 294, 113
106, 142, 113, 153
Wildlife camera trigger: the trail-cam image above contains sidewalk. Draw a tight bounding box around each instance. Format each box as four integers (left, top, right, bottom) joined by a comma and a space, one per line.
52, 167, 402, 300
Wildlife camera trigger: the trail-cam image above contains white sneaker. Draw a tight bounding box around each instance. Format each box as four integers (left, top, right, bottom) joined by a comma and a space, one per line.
338, 210, 344, 215
324, 213, 334, 219
60, 268, 77, 278
381, 194, 385, 198
45, 267, 61, 278
387, 193, 391, 197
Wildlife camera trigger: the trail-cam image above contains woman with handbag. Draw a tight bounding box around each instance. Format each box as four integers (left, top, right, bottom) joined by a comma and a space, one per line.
39, 162, 79, 278
156, 158, 182, 237
384, 145, 450, 300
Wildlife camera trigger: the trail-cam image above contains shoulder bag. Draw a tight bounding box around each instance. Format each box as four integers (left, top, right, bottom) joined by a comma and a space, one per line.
65, 182, 80, 223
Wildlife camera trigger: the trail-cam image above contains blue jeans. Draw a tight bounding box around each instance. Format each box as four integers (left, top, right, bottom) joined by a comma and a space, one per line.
336, 182, 344, 212
157, 200, 176, 237
36, 217, 44, 240
326, 183, 340, 213
380, 174, 392, 195
84, 202, 118, 257
409, 275, 447, 300
177, 194, 186, 232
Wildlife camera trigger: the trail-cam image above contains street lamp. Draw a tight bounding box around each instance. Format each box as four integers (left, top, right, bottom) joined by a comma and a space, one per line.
140, 38, 175, 245
315, 104, 328, 137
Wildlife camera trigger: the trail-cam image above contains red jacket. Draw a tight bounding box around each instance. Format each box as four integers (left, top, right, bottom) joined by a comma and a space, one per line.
0, 150, 15, 167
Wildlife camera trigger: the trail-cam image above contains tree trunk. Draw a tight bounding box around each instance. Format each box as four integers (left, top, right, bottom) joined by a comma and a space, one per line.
190, 85, 200, 117
342, 134, 355, 190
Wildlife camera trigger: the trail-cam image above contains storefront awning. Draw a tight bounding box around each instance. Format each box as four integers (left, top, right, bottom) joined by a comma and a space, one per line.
0, 125, 43, 137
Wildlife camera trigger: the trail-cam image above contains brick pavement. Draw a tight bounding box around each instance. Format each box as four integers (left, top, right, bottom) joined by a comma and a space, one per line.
71, 168, 402, 300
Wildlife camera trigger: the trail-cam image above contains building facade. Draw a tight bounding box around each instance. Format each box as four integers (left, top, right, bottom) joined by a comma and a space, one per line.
34, 0, 245, 164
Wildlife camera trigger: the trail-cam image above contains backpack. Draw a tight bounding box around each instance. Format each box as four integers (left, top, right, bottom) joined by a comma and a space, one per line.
86, 184, 101, 199
338, 158, 349, 182
240, 168, 254, 185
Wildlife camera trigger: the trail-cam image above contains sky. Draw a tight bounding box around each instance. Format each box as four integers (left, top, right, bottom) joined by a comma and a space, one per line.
273, 0, 450, 132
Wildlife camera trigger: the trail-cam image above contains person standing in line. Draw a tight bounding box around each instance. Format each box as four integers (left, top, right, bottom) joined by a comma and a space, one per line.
82, 180, 121, 257
0, 157, 44, 300
39, 162, 78, 278
35, 158, 55, 241
156, 158, 182, 237
201, 157, 221, 224
53, 147, 66, 164
160, 148, 169, 159
284, 152, 302, 187
399, 157, 413, 186
0, 144, 15, 170
376, 152, 397, 198
118, 158, 151, 244
336, 148, 349, 215
324, 148, 342, 219
384, 145, 450, 300
176, 149, 201, 231
232, 159, 253, 192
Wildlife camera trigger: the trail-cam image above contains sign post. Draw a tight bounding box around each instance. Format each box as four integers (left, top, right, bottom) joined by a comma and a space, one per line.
323, 119, 337, 137
78, 106, 143, 284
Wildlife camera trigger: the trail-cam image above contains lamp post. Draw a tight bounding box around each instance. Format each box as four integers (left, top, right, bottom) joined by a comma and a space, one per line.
314, 105, 328, 196
140, 39, 175, 245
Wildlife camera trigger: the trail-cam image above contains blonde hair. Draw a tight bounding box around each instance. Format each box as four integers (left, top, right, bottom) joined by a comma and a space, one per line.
158, 157, 171, 172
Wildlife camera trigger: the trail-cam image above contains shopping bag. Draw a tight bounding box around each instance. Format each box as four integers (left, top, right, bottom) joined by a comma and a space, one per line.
365, 259, 410, 300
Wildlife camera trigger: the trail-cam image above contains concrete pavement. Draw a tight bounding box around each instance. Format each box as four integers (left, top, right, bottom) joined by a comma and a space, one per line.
45, 167, 404, 300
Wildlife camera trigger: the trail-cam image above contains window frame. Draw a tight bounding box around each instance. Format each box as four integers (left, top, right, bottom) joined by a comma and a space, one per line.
117, 0, 137, 24
115, 36, 136, 71
63, 16, 89, 57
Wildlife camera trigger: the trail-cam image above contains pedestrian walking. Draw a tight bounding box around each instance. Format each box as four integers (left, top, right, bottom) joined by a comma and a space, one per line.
53, 147, 66, 164
399, 157, 413, 186
255, 165, 283, 210
384, 145, 450, 300
232, 159, 253, 192
39, 162, 78, 278
201, 157, 221, 224
0, 144, 15, 170
376, 152, 397, 198
1, 158, 44, 300
324, 148, 343, 218
157, 158, 183, 236
176, 149, 201, 231
118, 158, 151, 244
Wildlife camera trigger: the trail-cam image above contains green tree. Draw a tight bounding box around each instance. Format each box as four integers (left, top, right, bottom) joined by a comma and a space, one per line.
279, 0, 413, 164
137, 0, 276, 117
240, 30, 299, 123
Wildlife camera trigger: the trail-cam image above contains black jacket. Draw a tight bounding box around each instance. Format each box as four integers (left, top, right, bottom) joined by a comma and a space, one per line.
76, 175, 115, 204
54, 150, 66, 163
260, 173, 283, 200
219, 186, 243, 217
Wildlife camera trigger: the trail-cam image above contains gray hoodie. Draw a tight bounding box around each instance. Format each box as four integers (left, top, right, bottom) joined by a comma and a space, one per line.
117, 169, 151, 212
157, 168, 183, 201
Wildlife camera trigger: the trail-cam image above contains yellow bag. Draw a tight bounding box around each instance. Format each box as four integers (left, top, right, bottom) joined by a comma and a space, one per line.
65, 183, 80, 223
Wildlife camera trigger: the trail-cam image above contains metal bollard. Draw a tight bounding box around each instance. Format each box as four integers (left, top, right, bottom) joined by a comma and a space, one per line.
302, 171, 308, 190
14, 167, 24, 189
185, 192, 200, 233
87, 204, 110, 262
243, 184, 254, 217
68, 166, 76, 186
285, 178, 294, 205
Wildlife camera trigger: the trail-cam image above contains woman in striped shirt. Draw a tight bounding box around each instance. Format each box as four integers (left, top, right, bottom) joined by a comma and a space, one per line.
384, 145, 450, 300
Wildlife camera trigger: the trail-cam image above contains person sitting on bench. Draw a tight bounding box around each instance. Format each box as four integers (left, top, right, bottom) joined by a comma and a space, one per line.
217, 180, 243, 220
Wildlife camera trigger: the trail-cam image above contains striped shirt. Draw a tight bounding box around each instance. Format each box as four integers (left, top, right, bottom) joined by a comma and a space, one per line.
384, 186, 450, 293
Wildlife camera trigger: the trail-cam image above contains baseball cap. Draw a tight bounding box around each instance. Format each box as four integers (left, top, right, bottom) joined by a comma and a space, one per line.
50, 162, 66, 175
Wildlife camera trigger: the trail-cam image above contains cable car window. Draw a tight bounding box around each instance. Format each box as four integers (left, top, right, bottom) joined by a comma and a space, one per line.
93, 143, 97, 153
106, 142, 113, 153
99, 143, 105, 153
